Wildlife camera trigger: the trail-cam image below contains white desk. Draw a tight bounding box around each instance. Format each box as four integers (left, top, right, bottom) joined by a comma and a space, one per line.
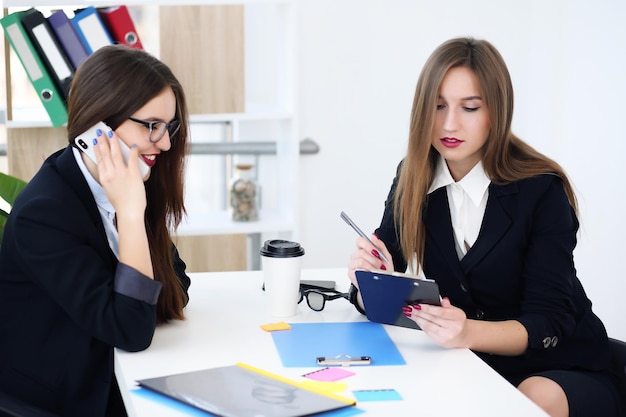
115, 268, 547, 417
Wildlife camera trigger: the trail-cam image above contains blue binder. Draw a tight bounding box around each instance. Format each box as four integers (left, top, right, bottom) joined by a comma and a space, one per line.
70, 6, 112, 54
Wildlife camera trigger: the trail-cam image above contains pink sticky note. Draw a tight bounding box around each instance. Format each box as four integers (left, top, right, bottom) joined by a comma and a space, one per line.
303, 367, 355, 382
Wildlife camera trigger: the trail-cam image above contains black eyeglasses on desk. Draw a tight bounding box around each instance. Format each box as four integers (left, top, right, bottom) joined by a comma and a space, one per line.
261, 282, 349, 312
299, 283, 349, 312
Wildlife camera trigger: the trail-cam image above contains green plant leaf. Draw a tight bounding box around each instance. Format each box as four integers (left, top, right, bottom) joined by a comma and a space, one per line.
0, 172, 28, 206
0, 173, 28, 246
0, 208, 8, 244
0, 210, 7, 228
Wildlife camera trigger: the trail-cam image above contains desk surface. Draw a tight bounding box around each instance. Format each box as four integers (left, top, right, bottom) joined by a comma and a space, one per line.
115, 268, 547, 417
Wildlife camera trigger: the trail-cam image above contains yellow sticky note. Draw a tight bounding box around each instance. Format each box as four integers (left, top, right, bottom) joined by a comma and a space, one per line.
260, 322, 292, 332
300, 379, 348, 393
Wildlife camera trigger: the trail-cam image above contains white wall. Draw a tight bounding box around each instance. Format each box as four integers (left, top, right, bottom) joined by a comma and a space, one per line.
294, 0, 626, 340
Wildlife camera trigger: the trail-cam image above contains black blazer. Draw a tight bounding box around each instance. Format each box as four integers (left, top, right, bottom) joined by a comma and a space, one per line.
375, 163, 610, 381
0, 145, 190, 416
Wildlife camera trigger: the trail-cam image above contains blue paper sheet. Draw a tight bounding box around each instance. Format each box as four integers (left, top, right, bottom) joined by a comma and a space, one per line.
271, 322, 406, 367
353, 389, 403, 402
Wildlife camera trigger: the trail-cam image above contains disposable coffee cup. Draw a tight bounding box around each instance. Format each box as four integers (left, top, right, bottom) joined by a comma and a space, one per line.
260, 239, 305, 317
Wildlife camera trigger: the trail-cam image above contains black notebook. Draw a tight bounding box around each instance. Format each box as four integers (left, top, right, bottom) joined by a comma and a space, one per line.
137, 362, 356, 417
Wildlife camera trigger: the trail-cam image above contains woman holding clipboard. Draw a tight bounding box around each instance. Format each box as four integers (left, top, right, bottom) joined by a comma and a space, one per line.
347, 37, 622, 417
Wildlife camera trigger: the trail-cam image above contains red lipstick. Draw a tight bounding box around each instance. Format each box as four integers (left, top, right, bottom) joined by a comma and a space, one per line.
141, 155, 156, 167
440, 137, 463, 148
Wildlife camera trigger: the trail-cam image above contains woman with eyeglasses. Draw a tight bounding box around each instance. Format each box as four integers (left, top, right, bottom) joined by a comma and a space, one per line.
0, 45, 191, 416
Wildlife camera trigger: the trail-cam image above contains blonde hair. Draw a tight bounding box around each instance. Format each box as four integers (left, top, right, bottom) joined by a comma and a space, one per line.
395, 37, 577, 273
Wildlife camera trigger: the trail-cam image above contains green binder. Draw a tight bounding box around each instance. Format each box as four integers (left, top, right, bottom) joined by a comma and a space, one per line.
1, 9, 68, 127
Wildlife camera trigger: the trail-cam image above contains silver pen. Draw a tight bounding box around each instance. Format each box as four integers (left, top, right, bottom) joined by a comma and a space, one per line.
340, 211, 390, 264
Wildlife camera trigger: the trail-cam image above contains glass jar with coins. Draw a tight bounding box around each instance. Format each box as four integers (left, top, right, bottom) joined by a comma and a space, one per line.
229, 164, 258, 221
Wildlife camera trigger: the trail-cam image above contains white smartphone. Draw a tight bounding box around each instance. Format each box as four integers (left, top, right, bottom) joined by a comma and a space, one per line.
74, 121, 150, 178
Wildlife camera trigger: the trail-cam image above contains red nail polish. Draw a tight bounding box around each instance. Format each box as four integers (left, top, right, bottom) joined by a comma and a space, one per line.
403, 310, 411, 317
412, 304, 422, 310
380, 264, 387, 270
371, 249, 381, 259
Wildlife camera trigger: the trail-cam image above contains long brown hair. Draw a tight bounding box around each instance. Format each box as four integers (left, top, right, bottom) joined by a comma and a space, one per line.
395, 37, 577, 273
67, 45, 189, 322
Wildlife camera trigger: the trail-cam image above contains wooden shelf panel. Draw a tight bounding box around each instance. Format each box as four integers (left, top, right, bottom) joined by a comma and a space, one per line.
7, 127, 67, 181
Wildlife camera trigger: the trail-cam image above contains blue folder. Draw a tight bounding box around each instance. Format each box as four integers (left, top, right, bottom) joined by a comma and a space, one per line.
271, 322, 405, 367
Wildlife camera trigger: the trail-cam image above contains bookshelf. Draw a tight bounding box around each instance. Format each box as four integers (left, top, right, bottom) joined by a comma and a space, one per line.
2, 1, 298, 271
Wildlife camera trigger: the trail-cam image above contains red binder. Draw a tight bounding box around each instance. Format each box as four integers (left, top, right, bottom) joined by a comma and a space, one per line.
97, 6, 143, 49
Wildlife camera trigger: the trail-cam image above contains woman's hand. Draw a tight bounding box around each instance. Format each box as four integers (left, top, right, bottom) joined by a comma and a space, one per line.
403, 297, 470, 349
92, 129, 146, 221
93, 128, 153, 278
347, 234, 393, 287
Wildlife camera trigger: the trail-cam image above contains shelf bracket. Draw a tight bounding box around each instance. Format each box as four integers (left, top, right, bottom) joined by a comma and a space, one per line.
0, 138, 319, 157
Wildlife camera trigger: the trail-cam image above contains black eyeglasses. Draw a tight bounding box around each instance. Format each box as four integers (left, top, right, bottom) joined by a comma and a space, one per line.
261, 282, 349, 312
298, 284, 349, 312
128, 116, 180, 143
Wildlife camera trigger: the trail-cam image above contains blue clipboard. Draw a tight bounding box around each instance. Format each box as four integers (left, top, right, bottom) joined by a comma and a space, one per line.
271, 322, 405, 367
356, 270, 441, 330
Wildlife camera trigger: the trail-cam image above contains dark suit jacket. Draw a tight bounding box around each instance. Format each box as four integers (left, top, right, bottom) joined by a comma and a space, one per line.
375, 163, 610, 381
0, 145, 190, 416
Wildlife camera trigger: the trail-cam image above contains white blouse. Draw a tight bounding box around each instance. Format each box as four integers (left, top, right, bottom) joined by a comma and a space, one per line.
72, 147, 119, 258
428, 155, 491, 259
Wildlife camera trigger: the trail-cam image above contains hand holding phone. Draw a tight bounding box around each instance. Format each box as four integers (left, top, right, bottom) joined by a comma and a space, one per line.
74, 121, 150, 178
340, 211, 390, 263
